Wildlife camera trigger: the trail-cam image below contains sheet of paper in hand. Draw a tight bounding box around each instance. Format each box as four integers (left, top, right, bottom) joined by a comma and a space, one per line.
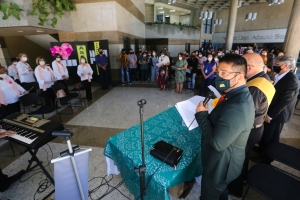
175, 95, 215, 131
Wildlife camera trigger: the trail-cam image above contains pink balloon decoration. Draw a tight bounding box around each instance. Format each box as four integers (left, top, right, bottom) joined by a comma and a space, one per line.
50, 43, 73, 59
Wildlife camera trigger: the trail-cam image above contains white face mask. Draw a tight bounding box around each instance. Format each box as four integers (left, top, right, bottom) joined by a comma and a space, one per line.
81, 59, 86, 63
199, 54, 202, 57
179, 57, 182, 61
56, 57, 61, 61
22, 57, 27, 62
153, 53, 156, 56
183, 51, 186, 54
13, 62, 18, 65
262, 53, 267, 56
218, 53, 222, 56
39, 61, 45, 66
161, 55, 164, 57
208, 57, 212, 61
214, 58, 219, 62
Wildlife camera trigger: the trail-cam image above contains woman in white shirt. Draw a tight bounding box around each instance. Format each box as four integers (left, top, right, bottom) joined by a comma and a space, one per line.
7, 57, 21, 84
0, 66, 28, 118
52, 54, 69, 80
52, 53, 69, 94
34, 57, 56, 105
16, 53, 35, 86
77, 56, 93, 101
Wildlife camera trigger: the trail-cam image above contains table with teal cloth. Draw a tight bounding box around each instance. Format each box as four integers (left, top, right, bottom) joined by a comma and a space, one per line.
104, 106, 203, 200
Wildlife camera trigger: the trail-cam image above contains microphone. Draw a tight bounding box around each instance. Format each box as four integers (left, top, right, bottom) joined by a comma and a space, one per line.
203, 91, 216, 107
137, 99, 147, 107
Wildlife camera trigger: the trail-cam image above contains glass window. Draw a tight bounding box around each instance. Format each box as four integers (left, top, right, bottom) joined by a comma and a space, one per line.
202, 12, 214, 34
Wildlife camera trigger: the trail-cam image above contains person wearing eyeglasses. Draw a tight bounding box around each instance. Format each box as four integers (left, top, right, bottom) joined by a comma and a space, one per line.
195, 54, 255, 200
200, 53, 216, 96
227, 53, 275, 198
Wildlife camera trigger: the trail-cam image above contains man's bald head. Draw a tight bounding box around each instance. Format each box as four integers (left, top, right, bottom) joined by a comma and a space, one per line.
243, 53, 265, 78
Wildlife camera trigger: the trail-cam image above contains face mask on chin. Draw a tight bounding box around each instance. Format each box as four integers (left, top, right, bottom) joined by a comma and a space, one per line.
214, 74, 239, 93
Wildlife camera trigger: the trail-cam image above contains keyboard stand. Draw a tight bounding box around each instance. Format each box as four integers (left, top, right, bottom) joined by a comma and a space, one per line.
25, 147, 55, 200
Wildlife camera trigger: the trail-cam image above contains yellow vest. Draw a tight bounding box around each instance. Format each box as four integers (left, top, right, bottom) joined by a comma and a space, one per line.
246, 77, 275, 107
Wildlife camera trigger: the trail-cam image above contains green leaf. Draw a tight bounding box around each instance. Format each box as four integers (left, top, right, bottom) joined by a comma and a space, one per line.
2, 14, 9, 20
0, 2, 8, 13
11, 10, 21, 20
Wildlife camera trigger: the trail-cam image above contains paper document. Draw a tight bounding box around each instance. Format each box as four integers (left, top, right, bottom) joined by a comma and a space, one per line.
175, 96, 215, 131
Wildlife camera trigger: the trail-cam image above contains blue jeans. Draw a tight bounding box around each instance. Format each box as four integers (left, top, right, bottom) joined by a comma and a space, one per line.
188, 73, 196, 89
120, 66, 130, 83
151, 66, 159, 82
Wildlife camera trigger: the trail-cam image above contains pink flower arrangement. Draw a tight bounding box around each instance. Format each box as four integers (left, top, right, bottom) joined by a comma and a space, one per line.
50, 43, 73, 60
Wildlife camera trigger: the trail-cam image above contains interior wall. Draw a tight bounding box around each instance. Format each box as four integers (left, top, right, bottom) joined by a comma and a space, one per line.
170, 15, 180, 24
145, 4, 154, 22
4, 36, 53, 69
215, 1, 294, 33
179, 15, 191, 25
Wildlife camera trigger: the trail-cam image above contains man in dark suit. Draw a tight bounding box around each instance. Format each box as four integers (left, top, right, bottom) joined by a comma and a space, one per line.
255, 55, 299, 162
195, 54, 255, 200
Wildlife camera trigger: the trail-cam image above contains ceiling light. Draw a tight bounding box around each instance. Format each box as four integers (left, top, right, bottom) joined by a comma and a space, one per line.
165, 15, 170, 17
245, 13, 257, 21
268, 0, 284, 6
170, 10, 175, 12
238, 0, 242, 8
36, 30, 44, 32
168, 0, 171, 4
159, 11, 164, 13
181, 12, 185, 15
17, 30, 23, 32
157, 7, 163, 10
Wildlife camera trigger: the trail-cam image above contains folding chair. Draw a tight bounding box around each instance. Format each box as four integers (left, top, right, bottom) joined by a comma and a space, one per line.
242, 164, 300, 200
19, 93, 62, 121
266, 142, 300, 172
52, 82, 82, 115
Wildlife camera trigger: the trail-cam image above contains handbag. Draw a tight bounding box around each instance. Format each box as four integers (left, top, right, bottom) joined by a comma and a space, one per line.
55, 89, 67, 105
74, 82, 84, 90
150, 140, 183, 169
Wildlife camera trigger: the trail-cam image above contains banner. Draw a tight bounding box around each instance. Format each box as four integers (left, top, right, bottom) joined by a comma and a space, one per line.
94, 41, 100, 56
76, 45, 88, 63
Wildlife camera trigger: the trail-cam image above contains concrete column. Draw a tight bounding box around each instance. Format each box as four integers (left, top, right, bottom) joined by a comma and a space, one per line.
283, 0, 300, 60
225, 0, 238, 51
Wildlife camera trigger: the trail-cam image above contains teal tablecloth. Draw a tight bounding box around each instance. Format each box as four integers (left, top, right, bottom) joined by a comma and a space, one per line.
104, 106, 203, 200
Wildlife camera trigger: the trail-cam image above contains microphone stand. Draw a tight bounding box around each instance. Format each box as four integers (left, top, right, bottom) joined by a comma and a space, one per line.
134, 99, 147, 200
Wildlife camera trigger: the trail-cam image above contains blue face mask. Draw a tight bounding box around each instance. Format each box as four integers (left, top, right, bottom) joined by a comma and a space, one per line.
214, 74, 239, 93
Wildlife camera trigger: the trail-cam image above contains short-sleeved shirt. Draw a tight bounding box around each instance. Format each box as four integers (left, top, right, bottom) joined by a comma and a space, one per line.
139, 57, 149, 70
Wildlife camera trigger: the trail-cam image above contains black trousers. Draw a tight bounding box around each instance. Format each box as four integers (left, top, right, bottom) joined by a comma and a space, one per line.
0, 168, 9, 192
82, 80, 92, 99
129, 68, 137, 82
259, 120, 284, 149
0, 101, 21, 118
40, 88, 56, 106
99, 68, 108, 89
227, 125, 264, 196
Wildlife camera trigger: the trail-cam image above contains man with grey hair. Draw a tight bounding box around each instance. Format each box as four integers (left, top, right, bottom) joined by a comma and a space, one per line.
253, 55, 299, 163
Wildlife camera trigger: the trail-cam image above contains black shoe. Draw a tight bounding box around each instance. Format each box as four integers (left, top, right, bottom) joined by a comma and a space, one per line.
228, 190, 243, 198
8, 170, 25, 185
250, 155, 265, 163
